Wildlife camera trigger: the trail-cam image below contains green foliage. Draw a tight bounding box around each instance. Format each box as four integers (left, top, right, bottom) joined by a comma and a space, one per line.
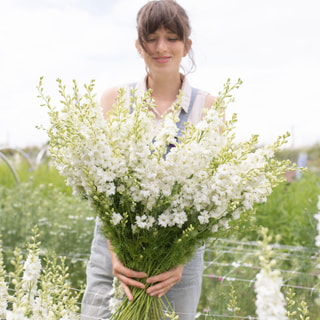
0, 174, 95, 287
235, 172, 320, 247
0, 161, 71, 193
276, 143, 320, 170
0, 161, 29, 187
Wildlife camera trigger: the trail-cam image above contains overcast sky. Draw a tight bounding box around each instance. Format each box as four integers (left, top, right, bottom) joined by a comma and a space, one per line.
0, 0, 319, 150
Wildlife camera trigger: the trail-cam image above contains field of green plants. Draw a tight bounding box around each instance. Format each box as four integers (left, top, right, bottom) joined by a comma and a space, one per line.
1, 145, 320, 319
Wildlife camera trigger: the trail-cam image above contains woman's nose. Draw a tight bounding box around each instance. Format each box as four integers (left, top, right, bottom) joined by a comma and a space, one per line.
156, 38, 167, 52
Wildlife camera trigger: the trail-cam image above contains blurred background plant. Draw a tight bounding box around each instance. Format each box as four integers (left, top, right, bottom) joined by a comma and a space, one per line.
0, 147, 95, 289
0, 227, 83, 319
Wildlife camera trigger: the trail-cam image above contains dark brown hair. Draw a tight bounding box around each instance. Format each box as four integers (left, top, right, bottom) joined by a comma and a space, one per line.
137, 0, 192, 54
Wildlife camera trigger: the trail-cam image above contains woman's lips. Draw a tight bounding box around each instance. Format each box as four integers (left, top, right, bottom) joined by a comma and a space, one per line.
154, 56, 171, 63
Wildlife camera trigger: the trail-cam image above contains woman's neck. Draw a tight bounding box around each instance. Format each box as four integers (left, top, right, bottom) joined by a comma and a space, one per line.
146, 73, 183, 102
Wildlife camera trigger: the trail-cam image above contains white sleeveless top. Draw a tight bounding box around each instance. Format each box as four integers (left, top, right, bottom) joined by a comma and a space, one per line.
122, 75, 209, 127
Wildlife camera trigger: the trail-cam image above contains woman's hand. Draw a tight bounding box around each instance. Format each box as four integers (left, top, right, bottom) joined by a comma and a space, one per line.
108, 242, 147, 301
146, 265, 184, 298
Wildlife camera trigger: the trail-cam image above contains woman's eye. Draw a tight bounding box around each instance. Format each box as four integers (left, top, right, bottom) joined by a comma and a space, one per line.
168, 38, 178, 41
147, 38, 156, 42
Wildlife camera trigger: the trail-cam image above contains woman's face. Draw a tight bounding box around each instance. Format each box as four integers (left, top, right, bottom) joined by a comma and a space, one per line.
136, 26, 191, 75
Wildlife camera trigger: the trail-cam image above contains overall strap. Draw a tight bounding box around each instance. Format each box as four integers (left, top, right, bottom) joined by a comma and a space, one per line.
176, 87, 198, 137
129, 82, 137, 89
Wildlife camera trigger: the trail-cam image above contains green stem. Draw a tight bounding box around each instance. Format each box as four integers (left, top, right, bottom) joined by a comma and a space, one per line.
110, 288, 175, 320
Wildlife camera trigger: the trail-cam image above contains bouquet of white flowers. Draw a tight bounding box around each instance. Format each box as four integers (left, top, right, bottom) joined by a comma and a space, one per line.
38, 78, 294, 319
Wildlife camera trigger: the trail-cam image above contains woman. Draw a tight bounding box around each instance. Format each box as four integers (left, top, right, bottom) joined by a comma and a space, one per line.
81, 1, 216, 319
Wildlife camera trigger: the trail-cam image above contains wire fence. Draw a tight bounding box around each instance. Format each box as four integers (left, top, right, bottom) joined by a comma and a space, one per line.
203, 238, 320, 292
2, 238, 320, 319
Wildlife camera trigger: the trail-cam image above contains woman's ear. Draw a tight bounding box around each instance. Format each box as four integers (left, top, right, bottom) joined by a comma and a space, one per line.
183, 39, 192, 57
136, 40, 143, 57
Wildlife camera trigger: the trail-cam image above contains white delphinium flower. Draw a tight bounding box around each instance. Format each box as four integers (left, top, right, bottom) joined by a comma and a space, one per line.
112, 212, 122, 226
0, 242, 8, 319
0, 282, 7, 319
32, 297, 49, 319
158, 212, 172, 228
315, 195, 320, 306
219, 218, 229, 229
21, 230, 42, 312
314, 214, 320, 248
135, 215, 155, 230
58, 311, 79, 320
231, 208, 241, 220
22, 254, 41, 291
211, 224, 219, 233
145, 216, 156, 230
172, 209, 187, 228
198, 211, 210, 224
315, 195, 320, 248
255, 269, 287, 320
255, 227, 287, 320
136, 215, 147, 229
5, 309, 29, 320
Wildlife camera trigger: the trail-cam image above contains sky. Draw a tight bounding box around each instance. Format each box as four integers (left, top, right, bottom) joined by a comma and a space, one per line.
0, 0, 319, 150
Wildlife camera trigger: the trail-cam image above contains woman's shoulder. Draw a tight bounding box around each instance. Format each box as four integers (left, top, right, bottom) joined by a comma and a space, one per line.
200, 91, 224, 121
204, 93, 216, 110
184, 77, 216, 110
101, 84, 135, 117
194, 87, 216, 110
193, 87, 222, 121
100, 86, 120, 115
100, 80, 144, 118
